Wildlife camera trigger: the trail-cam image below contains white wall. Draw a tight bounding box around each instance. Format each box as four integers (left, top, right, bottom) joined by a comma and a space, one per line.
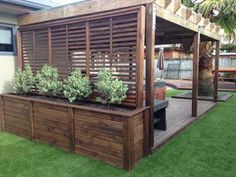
0, 56, 16, 93
0, 14, 18, 93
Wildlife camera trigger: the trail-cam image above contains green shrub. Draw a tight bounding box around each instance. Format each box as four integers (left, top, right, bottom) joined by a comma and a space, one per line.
95, 69, 128, 106
13, 64, 35, 95
35, 64, 62, 96
63, 69, 92, 102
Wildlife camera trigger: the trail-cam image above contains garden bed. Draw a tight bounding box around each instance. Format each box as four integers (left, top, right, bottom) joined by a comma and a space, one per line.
0, 93, 150, 171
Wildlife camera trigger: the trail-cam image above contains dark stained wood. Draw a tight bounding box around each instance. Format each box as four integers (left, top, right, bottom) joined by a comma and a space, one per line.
136, 6, 145, 108
192, 32, 200, 117
48, 27, 52, 65
0, 94, 149, 170
86, 21, 90, 77
0, 96, 4, 131
19, 7, 144, 108
29, 101, 34, 139
143, 109, 150, 156
145, 3, 156, 149
16, 30, 23, 69
214, 41, 220, 102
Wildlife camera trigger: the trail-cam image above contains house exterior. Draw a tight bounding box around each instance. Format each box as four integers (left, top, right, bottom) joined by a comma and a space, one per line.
0, 0, 53, 93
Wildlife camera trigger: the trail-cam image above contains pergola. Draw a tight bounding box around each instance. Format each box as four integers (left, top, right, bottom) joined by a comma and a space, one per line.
16, 0, 222, 160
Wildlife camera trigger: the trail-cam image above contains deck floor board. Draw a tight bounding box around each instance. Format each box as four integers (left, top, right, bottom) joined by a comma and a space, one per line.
154, 98, 216, 149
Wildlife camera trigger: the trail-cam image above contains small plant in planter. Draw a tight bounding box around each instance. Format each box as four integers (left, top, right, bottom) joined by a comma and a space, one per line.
95, 69, 128, 107
35, 64, 62, 97
63, 69, 92, 102
13, 64, 35, 95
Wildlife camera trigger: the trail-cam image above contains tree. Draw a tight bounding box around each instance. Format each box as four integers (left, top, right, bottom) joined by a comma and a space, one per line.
182, 0, 236, 96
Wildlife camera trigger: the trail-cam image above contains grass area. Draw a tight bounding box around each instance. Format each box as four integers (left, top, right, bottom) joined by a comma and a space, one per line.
1, 91, 236, 177
166, 88, 185, 97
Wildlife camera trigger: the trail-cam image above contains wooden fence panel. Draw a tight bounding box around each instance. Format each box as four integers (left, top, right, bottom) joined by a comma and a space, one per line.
19, 6, 145, 108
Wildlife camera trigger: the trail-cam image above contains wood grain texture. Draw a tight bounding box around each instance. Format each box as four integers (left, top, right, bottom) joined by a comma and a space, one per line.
0, 96, 4, 131
1, 94, 149, 170
192, 32, 200, 117
19, 6, 144, 108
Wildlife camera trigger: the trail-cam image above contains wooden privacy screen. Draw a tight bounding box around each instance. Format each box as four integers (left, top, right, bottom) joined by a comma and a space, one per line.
19, 6, 145, 108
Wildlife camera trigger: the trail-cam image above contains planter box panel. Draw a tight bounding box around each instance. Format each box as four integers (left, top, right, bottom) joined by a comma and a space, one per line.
133, 113, 144, 163
3, 97, 31, 139
33, 102, 73, 151
0, 94, 150, 170
74, 110, 124, 168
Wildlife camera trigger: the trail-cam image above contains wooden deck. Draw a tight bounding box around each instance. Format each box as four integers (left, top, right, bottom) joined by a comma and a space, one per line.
153, 98, 217, 149
165, 79, 236, 91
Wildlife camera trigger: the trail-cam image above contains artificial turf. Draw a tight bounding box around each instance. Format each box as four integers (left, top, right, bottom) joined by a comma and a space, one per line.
0, 90, 236, 177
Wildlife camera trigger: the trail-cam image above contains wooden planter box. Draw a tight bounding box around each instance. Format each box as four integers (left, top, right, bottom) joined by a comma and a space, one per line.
0, 94, 150, 170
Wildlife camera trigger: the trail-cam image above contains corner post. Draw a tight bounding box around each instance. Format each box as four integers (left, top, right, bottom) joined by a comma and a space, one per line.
145, 3, 156, 148
214, 41, 220, 102
16, 30, 23, 69
0, 96, 4, 132
192, 32, 200, 117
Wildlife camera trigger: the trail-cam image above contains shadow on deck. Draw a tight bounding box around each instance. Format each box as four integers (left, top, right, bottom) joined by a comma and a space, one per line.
153, 98, 217, 150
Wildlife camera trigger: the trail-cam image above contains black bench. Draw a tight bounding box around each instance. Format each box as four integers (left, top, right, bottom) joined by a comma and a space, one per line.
154, 99, 168, 131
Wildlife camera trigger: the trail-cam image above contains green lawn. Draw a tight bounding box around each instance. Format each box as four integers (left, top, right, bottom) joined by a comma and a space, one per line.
1, 90, 236, 177
166, 88, 185, 97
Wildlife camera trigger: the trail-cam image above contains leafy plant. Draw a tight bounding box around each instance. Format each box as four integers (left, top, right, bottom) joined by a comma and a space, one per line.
35, 64, 62, 96
63, 69, 92, 102
95, 69, 128, 106
13, 64, 35, 95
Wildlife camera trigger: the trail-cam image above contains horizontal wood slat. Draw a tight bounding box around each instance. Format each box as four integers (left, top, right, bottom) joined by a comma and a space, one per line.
19, 7, 145, 108
0, 94, 149, 170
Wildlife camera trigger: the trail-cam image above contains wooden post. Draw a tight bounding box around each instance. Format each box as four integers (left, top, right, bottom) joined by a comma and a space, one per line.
29, 101, 34, 140
0, 96, 4, 132
48, 27, 52, 65
123, 117, 134, 171
214, 41, 220, 102
136, 6, 146, 108
86, 21, 90, 77
145, 3, 156, 149
192, 32, 200, 117
16, 30, 23, 69
68, 107, 75, 152
143, 109, 150, 156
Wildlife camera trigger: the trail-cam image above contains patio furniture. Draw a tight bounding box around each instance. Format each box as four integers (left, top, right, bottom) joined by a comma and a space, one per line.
154, 99, 169, 130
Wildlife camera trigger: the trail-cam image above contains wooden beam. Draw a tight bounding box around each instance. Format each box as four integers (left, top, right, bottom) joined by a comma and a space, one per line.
16, 30, 23, 69
18, 0, 154, 26
166, 0, 181, 13
192, 32, 200, 117
145, 3, 156, 149
214, 41, 220, 102
136, 6, 146, 108
155, 0, 172, 8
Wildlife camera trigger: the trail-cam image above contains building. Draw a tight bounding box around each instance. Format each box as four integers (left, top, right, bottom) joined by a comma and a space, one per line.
0, 0, 55, 93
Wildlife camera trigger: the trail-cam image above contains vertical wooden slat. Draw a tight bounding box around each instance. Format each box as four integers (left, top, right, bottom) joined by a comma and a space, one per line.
66, 25, 70, 73
145, 3, 156, 148
68, 107, 75, 152
48, 27, 52, 65
29, 101, 34, 139
16, 30, 23, 69
214, 41, 220, 102
86, 21, 90, 77
192, 32, 200, 117
123, 116, 134, 171
136, 6, 146, 108
0, 96, 4, 132
32, 30, 36, 71
110, 17, 113, 69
